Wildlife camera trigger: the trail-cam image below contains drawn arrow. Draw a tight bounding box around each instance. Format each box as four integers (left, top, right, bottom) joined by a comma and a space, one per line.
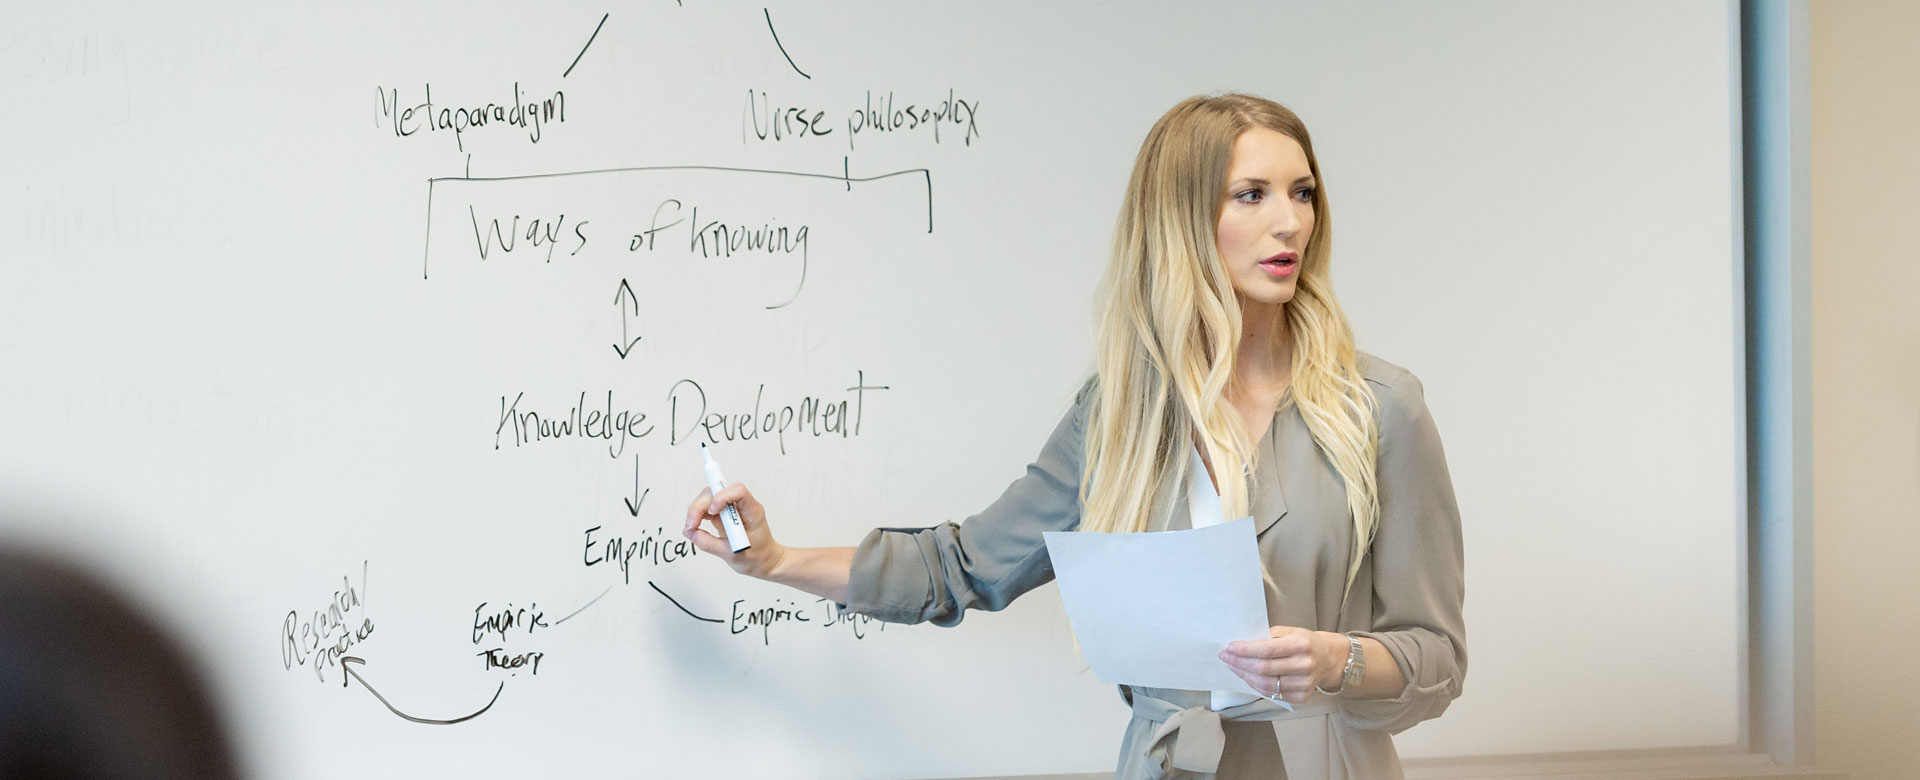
623, 454, 649, 517
613, 279, 642, 358
340, 656, 504, 725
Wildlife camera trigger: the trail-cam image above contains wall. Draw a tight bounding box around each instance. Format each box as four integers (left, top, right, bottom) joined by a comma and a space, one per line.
1810, 2, 1920, 779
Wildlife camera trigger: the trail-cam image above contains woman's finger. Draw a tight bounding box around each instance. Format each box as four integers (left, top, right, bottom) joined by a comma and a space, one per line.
1219, 646, 1312, 678
1225, 628, 1314, 659
708, 482, 764, 524
1218, 650, 1271, 677
1224, 665, 1267, 696
684, 487, 715, 533
1275, 674, 1316, 697
683, 523, 730, 558
1236, 670, 1305, 703
710, 480, 753, 506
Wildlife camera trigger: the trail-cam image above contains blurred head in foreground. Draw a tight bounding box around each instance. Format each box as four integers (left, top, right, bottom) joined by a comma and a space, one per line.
0, 547, 239, 780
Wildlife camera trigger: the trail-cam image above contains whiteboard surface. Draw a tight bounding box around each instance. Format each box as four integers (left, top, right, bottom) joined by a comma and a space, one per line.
1, 1, 1742, 777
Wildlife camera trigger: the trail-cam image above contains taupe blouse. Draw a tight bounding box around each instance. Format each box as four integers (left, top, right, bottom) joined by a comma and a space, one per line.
845, 354, 1467, 779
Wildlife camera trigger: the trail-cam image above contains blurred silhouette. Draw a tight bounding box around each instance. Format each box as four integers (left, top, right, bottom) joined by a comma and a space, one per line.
0, 546, 240, 780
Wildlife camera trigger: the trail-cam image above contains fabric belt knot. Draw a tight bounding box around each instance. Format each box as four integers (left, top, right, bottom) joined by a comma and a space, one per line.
1130, 690, 1337, 779
1145, 705, 1226, 777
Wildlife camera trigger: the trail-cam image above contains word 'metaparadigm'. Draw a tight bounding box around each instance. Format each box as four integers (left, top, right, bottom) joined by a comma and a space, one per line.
492, 372, 889, 458
376, 82, 567, 152
743, 88, 982, 150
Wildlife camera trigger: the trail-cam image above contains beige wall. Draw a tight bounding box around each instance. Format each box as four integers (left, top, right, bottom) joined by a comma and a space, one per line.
1811, 2, 1920, 779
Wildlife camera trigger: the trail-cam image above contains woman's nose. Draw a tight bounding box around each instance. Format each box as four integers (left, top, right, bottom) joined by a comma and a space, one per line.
1270, 205, 1301, 239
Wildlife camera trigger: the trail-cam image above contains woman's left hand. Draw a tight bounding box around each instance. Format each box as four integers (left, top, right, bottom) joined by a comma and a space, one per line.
1218, 626, 1346, 703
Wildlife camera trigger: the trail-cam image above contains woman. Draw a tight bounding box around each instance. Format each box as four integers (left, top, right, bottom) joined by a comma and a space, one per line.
682, 94, 1466, 779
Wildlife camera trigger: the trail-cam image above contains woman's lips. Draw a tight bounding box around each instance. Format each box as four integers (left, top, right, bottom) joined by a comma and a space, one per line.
1259, 257, 1297, 277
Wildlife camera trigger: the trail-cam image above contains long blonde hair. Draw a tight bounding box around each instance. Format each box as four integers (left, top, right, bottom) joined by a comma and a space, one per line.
1080, 94, 1381, 589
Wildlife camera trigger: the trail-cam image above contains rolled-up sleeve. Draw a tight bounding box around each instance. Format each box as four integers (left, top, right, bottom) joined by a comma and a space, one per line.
1341, 371, 1468, 733
844, 388, 1089, 627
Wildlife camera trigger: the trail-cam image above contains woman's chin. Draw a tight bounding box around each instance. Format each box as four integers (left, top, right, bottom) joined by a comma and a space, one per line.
1236, 285, 1297, 309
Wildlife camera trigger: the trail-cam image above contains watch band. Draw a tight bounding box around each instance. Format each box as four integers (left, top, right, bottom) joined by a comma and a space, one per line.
1317, 634, 1366, 696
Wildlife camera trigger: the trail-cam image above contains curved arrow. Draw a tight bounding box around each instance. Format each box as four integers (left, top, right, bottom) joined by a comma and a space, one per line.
340, 656, 503, 725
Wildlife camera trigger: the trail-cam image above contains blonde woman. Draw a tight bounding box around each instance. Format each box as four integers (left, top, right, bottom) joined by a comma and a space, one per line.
683, 94, 1465, 779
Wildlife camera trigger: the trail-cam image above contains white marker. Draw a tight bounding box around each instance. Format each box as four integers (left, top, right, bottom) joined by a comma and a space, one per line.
700, 443, 752, 553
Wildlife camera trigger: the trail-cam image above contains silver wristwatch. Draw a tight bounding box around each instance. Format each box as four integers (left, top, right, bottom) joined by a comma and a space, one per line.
1318, 634, 1366, 695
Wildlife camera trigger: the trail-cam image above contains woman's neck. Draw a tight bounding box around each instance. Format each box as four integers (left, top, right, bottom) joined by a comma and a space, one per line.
1235, 300, 1293, 390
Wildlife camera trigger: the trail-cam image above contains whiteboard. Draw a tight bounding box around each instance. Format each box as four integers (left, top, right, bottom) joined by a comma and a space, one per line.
0, 1, 1743, 777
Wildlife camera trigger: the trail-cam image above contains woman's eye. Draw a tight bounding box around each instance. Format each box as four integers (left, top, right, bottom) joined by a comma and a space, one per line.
1294, 187, 1316, 202
1235, 189, 1264, 203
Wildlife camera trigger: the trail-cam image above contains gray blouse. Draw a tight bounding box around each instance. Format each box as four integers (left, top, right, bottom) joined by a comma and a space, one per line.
845, 354, 1467, 779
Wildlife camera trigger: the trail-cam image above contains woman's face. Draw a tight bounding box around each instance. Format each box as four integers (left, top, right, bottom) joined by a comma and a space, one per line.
1215, 128, 1316, 308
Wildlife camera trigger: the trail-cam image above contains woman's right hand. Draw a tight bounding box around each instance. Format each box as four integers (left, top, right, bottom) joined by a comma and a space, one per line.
683, 482, 786, 581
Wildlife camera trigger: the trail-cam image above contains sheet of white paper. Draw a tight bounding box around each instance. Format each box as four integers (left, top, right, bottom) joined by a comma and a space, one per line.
1043, 517, 1271, 696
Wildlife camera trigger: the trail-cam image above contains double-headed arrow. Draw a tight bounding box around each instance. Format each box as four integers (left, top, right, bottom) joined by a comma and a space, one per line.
613, 279, 641, 359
